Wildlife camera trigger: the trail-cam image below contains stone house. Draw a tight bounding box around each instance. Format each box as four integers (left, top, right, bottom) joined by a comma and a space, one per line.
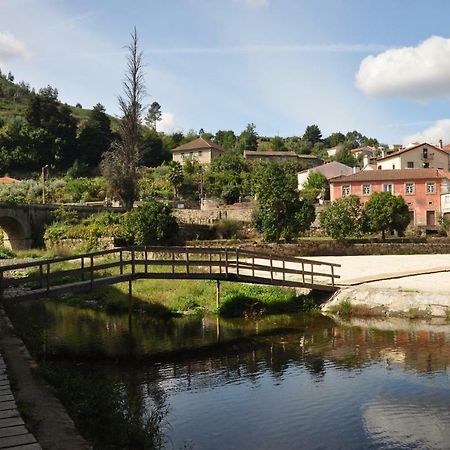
171, 137, 225, 165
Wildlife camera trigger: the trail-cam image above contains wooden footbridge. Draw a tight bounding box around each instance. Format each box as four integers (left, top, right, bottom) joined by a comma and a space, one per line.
0, 247, 340, 303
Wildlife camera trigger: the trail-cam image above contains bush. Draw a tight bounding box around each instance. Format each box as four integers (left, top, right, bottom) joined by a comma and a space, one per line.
0, 246, 15, 259
214, 219, 242, 239
120, 201, 178, 245
320, 196, 363, 239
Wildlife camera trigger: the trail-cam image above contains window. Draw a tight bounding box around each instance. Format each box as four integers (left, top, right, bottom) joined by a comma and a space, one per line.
180, 153, 185, 160
342, 185, 351, 196
392, 164, 396, 169
407, 161, 414, 169
198, 150, 203, 157
383, 183, 393, 193
423, 148, 428, 159
378, 166, 382, 170
405, 182, 414, 194
362, 184, 371, 196
426, 182, 436, 194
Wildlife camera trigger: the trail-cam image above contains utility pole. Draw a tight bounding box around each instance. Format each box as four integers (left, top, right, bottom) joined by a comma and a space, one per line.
41, 165, 48, 204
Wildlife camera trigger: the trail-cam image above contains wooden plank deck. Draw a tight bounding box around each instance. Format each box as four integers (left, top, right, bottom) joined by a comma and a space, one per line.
0, 356, 41, 450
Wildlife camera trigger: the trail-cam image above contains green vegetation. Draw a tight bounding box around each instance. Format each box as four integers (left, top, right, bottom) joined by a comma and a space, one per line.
320, 196, 363, 239
44, 201, 178, 250
328, 299, 353, 316
121, 202, 178, 245
62, 276, 318, 318
0, 246, 15, 259
253, 163, 315, 242
363, 192, 410, 239
38, 362, 165, 449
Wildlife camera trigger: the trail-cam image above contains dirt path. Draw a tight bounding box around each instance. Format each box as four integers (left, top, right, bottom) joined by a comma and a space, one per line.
0, 307, 92, 450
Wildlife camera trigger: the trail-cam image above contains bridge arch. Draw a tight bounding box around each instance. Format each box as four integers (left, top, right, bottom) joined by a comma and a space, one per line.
0, 215, 32, 250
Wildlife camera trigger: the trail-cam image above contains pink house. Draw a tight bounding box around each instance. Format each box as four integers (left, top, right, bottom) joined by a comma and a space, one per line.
330, 168, 450, 227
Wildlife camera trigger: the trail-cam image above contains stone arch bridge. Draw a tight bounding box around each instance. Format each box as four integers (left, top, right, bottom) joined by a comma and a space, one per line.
0, 203, 124, 250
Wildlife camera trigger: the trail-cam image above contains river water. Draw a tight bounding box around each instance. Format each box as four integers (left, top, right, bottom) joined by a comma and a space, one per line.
6, 300, 450, 449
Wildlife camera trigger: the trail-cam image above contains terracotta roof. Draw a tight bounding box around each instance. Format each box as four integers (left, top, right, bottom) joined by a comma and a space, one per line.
377, 142, 447, 161
330, 168, 450, 183
171, 137, 224, 153
0, 177, 20, 184
350, 146, 376, 154
299, 161, 353, 180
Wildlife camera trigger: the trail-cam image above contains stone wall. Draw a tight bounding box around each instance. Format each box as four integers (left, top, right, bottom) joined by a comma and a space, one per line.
242, 239, 450, 257
174, 207, 254, 225
185, 237, 450, 257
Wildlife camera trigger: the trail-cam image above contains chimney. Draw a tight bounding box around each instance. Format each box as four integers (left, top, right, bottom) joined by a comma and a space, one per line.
363, 154, 370, 168
439, 139, 443, 149
381, 148, 387, 158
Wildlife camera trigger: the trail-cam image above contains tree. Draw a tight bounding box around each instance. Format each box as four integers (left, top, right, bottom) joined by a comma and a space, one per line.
253, 163, 315, 242
101, 28, 145, 210
121, 201, 178, 245
300, 172, 327, 203
270, 136, 284, 151
145, 101, 162, 130
303, 125, 322, 145
77, 103, 113, 168
214, 130, 236, 149
141, 128, 170, 167
363, 192, 410, 238
237, 123, 258, 151
319, 196, 363, 239
334, 148, 357, 167
326, 132, 346, 147
206, 150, 249, 203
167, 161, 183, 198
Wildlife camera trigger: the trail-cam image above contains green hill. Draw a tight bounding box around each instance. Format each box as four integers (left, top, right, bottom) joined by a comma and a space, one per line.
0, 75, 119, 129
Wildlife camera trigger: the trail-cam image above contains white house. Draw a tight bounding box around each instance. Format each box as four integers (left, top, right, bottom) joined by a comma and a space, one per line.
376, 142, 449, 171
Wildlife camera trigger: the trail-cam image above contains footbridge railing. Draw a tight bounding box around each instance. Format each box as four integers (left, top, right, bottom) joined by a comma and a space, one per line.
0, 246, 340, 301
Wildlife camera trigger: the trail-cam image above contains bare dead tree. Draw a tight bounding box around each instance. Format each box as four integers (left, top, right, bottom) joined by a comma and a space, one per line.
101, 27, 145, 210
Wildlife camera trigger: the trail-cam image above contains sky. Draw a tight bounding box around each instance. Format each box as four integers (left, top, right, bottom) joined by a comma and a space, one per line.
2, 0, 450, 145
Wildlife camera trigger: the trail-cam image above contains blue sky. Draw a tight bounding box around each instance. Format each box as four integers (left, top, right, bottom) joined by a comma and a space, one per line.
2, 0, 450, 145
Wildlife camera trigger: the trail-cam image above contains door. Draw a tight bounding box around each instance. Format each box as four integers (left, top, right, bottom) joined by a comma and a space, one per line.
408, 210, 415, 225
426, 210, 436, 227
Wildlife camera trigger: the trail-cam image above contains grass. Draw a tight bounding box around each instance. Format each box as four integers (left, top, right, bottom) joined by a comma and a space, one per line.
328, 299, 353, 316
62, 277, 319, 318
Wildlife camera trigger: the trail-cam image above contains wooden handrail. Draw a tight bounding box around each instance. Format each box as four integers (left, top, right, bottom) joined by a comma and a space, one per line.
0, 246, 339, 301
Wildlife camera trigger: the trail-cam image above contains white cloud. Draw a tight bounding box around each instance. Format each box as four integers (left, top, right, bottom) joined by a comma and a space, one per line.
356, 36, 450, 99
403, 118, 450, 145
233, 0, 269, 8
158, 112, 179, 133
0, 32, 29, 62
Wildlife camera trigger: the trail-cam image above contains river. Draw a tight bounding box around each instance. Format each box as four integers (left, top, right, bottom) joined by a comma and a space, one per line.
6, 300, 450, 449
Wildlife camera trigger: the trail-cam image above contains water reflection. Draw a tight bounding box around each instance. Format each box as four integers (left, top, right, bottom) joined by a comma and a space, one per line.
6, 300, 450, 449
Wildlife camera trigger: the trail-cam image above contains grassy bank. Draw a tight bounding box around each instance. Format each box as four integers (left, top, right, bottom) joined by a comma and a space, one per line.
61, 278, 319, 318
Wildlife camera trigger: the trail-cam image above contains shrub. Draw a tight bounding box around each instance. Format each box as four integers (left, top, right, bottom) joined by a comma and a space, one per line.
214, 219, 242, 239
319, 195, 362, 239
120, 201, 178, 245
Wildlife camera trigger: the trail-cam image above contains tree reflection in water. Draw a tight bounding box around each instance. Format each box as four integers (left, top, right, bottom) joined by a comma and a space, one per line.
7, 300, 450, 449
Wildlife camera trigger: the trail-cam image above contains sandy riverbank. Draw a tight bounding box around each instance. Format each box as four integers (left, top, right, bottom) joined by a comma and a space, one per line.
306, 254, 450, 317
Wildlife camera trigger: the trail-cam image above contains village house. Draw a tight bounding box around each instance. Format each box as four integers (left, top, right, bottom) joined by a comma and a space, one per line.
330, 168, 450, 227
350, 145, 377, 160
297, 161, 354, 196
171, 137, 225, 165
375, 142, 449, 171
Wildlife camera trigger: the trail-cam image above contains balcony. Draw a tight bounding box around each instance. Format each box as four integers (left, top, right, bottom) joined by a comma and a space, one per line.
421, 152, 434, 161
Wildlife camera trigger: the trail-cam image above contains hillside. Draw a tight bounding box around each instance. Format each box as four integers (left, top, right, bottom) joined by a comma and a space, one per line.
0, 75, 119, 129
